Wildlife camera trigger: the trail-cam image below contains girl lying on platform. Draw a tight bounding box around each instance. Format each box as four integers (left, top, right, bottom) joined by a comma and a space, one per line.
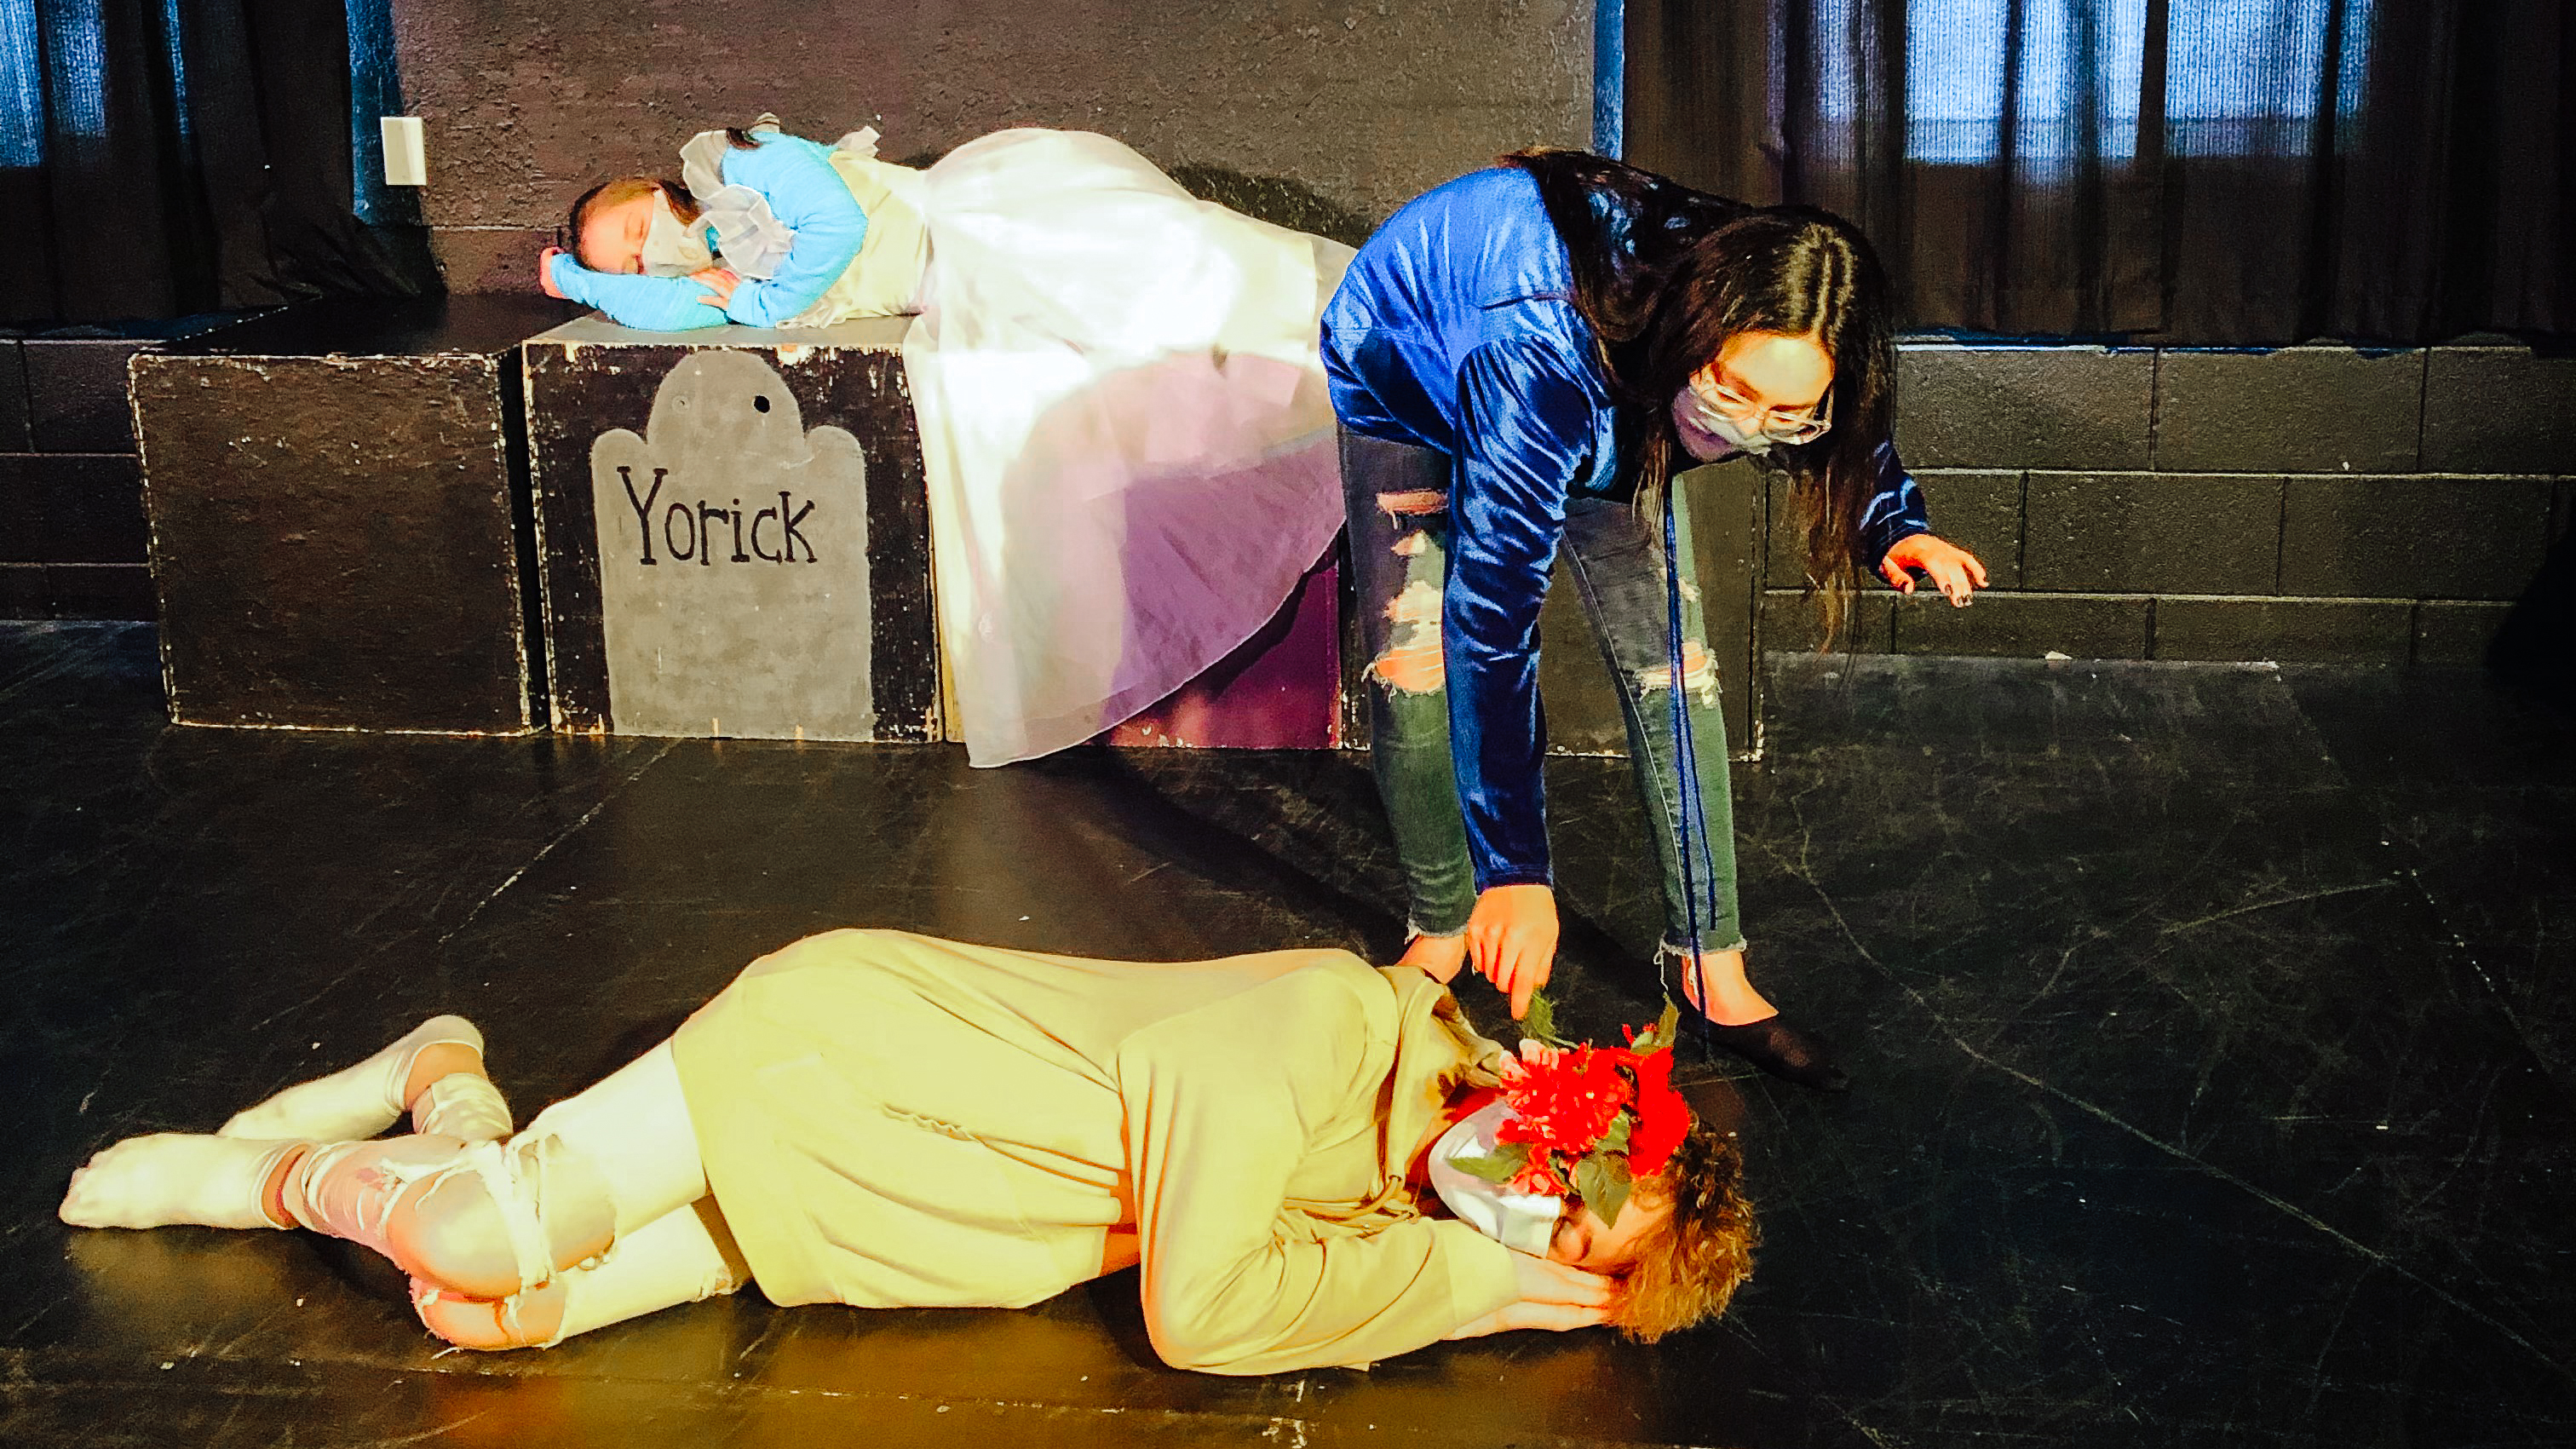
539, 120, 1356, 769
60, 929, 1754, 1375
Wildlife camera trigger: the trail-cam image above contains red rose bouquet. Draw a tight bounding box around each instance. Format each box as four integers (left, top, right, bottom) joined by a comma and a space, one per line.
1449, 998, 1692, 1226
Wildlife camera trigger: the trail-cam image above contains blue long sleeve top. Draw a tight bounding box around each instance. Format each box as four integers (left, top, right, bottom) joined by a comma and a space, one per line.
1320, 165, 1929, 893
544, 131, 870, 331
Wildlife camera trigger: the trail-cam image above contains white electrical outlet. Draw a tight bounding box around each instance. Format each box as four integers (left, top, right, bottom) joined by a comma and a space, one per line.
382, 117, 428, 187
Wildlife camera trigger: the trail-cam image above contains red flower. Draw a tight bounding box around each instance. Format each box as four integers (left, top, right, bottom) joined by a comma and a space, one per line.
1624, 1047, 1688, 1177
1497, 1044, 1631, 1159
1488, 1015, 1696, 1198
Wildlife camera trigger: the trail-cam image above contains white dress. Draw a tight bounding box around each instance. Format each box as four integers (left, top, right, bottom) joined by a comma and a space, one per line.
897, 129, 1355, 765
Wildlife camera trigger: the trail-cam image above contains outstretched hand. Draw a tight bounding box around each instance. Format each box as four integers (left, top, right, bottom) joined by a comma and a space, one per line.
537, 247, 569, 299
1445, 1251, 1618, 1340
1465, 883, 1557, 1020
1878, 533, 1987, 605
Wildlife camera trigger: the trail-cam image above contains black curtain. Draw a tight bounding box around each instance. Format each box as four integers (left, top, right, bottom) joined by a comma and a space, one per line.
1627, 0, 2574, 345
2, 0, 437, 325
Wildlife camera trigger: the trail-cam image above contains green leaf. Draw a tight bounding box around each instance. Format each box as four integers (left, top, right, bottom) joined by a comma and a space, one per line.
1595, 1112, 1634, 1156
1448, 1141, 1529, 1185
1573, 1151, 1633, 1227
1522, 993, 1571, 1048
1652, 1000, 1681, 1051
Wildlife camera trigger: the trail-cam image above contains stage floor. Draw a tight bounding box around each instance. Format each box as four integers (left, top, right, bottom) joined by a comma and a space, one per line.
3, 620, 2568, 1448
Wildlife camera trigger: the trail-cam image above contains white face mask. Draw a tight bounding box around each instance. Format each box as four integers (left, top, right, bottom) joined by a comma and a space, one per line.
1427, 1099, 1564, 1256
640, 192, 716, 277
1676, 385, 1788, 460
1671, 388, 1761, 461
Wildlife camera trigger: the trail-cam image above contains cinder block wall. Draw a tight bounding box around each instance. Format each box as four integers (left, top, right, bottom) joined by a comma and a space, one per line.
0, 326, 207, 621
1762, 342, 2575, 664
388, 0, 1596, 292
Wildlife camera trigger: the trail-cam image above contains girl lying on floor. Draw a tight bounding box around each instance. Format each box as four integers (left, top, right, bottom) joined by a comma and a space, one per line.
60, 929, 1754, 1375
542, 118, 1355, 769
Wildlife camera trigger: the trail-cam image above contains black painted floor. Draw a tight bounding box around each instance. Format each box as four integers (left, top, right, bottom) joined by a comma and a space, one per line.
3, 621, 2569, 1448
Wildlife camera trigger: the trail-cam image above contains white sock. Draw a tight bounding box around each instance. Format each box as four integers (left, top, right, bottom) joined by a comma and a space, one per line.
220, 1015, 492, 1142
413, 1073, 514, 1141
59, 1133, 301, 1231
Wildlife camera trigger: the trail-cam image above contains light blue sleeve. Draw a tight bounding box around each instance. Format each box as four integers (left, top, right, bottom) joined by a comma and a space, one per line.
716, 134, 870, 327
546, 253, 729, 332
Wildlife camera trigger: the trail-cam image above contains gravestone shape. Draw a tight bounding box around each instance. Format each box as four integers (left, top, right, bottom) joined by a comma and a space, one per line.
591, 351, 874, 739
524, 316, 938, 742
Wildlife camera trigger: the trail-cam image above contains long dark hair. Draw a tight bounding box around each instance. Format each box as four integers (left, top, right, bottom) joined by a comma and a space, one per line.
1504, 150, 1898, 636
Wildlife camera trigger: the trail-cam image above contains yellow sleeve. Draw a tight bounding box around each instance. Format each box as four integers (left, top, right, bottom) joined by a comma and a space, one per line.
1115, 969, 1522, 1375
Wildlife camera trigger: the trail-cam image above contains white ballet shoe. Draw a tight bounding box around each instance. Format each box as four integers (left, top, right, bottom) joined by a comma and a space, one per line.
59, 1133, 302, 1231
412, 1072, 514, 1142
410, 1205, 741, 1350
219, 1015, 505, 1142
284, 1134, 612, 1298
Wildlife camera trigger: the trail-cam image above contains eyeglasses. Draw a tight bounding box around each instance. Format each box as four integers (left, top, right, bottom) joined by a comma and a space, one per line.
1686, 377, 1834, 446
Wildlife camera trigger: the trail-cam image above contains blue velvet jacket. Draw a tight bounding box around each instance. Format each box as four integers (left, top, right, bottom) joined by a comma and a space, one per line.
545, 131, 868, 331
1321, 165, 1929, 894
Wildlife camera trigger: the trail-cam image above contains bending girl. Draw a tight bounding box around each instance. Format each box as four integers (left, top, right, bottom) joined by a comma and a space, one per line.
543, 119, 1355, 768
60, 929, 1753, 1374
1324, 152, 1989, 1091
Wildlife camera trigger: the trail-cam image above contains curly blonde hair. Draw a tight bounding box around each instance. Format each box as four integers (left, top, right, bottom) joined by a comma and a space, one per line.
1613, 1122, 1757, 1341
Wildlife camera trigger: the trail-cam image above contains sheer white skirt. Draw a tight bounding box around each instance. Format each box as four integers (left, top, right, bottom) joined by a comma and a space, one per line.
901, 129, 1354, 765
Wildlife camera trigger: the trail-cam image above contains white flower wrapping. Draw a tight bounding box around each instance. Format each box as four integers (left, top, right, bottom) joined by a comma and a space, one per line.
1427, 1098, 1563, 1255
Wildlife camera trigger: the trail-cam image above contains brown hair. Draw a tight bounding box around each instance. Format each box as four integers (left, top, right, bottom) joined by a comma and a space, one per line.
1613, 1121, 1757, 1341
562, 175, 696, 269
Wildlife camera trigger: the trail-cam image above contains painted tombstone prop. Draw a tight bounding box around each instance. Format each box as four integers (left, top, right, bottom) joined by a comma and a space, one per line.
591, 351, 872, 739
524, 317, 938, 742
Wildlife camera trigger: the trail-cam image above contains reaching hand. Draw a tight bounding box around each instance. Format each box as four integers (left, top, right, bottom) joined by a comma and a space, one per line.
1445, 1251, 1618, 1339
1877, 533, 1988, 605
1466, 883, 1558, 1020
537, 247, 569, 300
691, 267, 742, 309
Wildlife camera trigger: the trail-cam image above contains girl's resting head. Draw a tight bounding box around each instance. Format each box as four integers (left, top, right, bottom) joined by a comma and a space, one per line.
561, 129, 768, 274
563, 176, 693, 275
1505, 150, 1898, 639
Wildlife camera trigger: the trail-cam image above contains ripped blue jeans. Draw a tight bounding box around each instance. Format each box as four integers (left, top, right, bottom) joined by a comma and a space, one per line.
1340, 428, 1747, 962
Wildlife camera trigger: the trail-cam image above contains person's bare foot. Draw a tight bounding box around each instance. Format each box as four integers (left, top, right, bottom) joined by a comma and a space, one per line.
1398, 932, 1469, 983
1675, 949, 1778, 1026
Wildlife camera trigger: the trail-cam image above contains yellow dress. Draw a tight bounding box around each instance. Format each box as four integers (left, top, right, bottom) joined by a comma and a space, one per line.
669, 929, 1523, 1374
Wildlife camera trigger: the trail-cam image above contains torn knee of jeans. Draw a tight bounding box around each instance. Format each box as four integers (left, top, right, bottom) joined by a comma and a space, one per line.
1376, 489, 1449, 517
1371, 579, 1446, 693
1636, 641, 1720, 706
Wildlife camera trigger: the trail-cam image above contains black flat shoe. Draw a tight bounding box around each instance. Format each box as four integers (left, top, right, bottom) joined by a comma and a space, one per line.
1663, 988, 1851, 1093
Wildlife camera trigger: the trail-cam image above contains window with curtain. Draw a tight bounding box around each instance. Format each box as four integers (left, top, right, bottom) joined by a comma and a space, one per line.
1625, 0, 2571, 345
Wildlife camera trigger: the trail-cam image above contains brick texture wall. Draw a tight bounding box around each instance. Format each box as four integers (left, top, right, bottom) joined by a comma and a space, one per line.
1, 330, 169, 620
1762, 342, 2576, 664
